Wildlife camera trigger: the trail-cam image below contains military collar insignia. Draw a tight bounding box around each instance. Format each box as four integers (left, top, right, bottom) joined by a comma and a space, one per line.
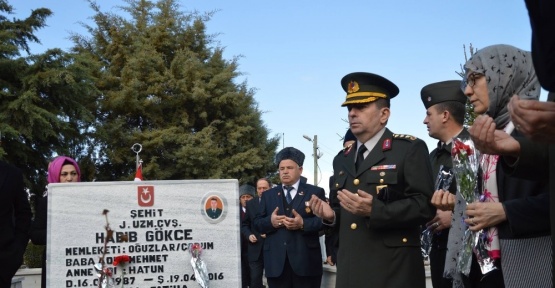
344, 143, 354, 155
348, 81, 360, 93
382, 138, 392, 151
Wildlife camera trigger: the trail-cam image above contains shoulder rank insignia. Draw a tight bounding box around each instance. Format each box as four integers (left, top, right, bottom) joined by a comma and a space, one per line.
382, 138, 391, 151
393, 134, 417, 141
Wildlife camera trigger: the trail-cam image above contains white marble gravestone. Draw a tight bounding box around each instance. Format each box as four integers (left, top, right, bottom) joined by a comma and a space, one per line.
47, 179, 240, 288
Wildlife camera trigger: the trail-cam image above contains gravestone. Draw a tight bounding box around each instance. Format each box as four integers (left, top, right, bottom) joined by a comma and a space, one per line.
47, 180, 240, 288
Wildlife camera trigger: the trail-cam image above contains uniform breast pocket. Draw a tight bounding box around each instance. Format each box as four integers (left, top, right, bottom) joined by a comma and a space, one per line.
333, 172, 347, 190
367, 170, 399, 202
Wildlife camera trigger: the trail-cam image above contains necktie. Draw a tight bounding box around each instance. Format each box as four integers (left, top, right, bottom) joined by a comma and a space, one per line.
284, 186, 294, 204
355, 144, 368, 171
438, 142, 447, 152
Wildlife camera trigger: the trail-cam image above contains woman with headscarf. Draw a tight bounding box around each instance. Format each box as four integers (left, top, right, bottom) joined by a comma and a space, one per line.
30, 156, 81, 288
444, 44, 551, 288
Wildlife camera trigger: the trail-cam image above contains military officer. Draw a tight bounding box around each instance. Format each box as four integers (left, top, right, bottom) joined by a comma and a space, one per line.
309, 72, 435, 288
420, 80, 469, 287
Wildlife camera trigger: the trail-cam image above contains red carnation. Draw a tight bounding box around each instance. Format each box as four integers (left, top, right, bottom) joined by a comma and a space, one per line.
113, 254, 130, 266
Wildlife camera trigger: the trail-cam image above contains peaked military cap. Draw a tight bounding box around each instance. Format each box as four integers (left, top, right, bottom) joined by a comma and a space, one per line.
239, 184, 255, 197
275, 147, 305, 167
341, 72, 399, 106
420, 80, 467, 109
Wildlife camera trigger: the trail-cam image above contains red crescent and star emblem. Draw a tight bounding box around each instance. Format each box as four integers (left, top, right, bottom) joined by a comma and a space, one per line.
138, 185, 155, 207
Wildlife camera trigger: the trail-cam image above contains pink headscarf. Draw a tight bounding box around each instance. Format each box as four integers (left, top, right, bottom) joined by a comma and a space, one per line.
47, 156, 81, 184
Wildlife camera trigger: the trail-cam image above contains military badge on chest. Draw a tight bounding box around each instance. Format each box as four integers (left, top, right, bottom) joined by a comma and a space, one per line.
371, 164, 397, 202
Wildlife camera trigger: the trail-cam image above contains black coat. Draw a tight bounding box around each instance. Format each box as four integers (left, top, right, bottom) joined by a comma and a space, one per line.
30, 195, 47, 288
496, 158, 550, 238
499, 131, 552, 239
0, 161, 31, 286
241, 198, 265, 262
525, 0, 555, 92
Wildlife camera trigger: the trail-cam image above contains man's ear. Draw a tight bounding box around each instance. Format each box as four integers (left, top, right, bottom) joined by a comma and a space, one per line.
442, 110, 450, 123
380, 107, 390, 124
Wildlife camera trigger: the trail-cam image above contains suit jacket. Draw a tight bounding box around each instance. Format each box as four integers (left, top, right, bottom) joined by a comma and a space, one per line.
331, 129, 435, 288
0, 161, 32, 284
254, 182, 326, 278
241, 198, 265, 262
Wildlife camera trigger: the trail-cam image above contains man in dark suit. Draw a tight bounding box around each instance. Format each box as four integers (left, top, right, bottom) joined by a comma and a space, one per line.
255, 147, 326, 288
420, 80, 468, 287
239, 184, 255, 288
309, 72, 435, 288
206, 197, 222, 219
241, 178, 272, 288
0, 161, 32, 287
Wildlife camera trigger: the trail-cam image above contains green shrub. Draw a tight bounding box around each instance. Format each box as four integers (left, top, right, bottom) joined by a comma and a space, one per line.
24, 242, 44, 268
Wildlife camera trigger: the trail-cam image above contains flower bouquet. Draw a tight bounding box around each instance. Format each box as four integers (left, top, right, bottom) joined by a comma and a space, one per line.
189, 243, 209, 288
94, 210, 131, 288
450, 137, 480, 276
94, 210, 116, 288
420, 165, 454, 259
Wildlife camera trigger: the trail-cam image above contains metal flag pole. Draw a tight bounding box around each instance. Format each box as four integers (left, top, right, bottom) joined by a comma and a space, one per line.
131, 143, 142, 169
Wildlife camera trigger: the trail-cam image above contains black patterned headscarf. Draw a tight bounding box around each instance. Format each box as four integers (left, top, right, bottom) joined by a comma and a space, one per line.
464, 44, 540, 129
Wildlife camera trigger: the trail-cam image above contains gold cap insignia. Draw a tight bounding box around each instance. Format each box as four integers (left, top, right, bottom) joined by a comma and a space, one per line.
348, 81, 360, 93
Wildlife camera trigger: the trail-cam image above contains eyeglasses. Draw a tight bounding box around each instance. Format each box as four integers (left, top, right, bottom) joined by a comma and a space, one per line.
461, 72, 484, 90
60, 172, 78, 178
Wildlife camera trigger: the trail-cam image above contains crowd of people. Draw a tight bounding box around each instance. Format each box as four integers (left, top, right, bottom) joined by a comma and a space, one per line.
2, 1, 555, 288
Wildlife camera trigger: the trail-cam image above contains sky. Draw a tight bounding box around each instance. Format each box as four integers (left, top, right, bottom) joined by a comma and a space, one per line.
11, 0, 541, 193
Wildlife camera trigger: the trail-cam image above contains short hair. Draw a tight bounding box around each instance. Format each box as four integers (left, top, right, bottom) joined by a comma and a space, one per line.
435, 101, 465, 125
374, 98, 390, 109
257, 178, 272, 187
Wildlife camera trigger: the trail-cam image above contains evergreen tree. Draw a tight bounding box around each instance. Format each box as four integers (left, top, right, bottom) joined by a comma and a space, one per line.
72, 0, 279, 183
0, 1, 98, 193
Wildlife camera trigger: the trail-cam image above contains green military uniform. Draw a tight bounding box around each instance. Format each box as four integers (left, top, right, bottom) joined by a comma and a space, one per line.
332, 130, 434, 287
331, 72, 435, 288
420, 80, 468, 288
